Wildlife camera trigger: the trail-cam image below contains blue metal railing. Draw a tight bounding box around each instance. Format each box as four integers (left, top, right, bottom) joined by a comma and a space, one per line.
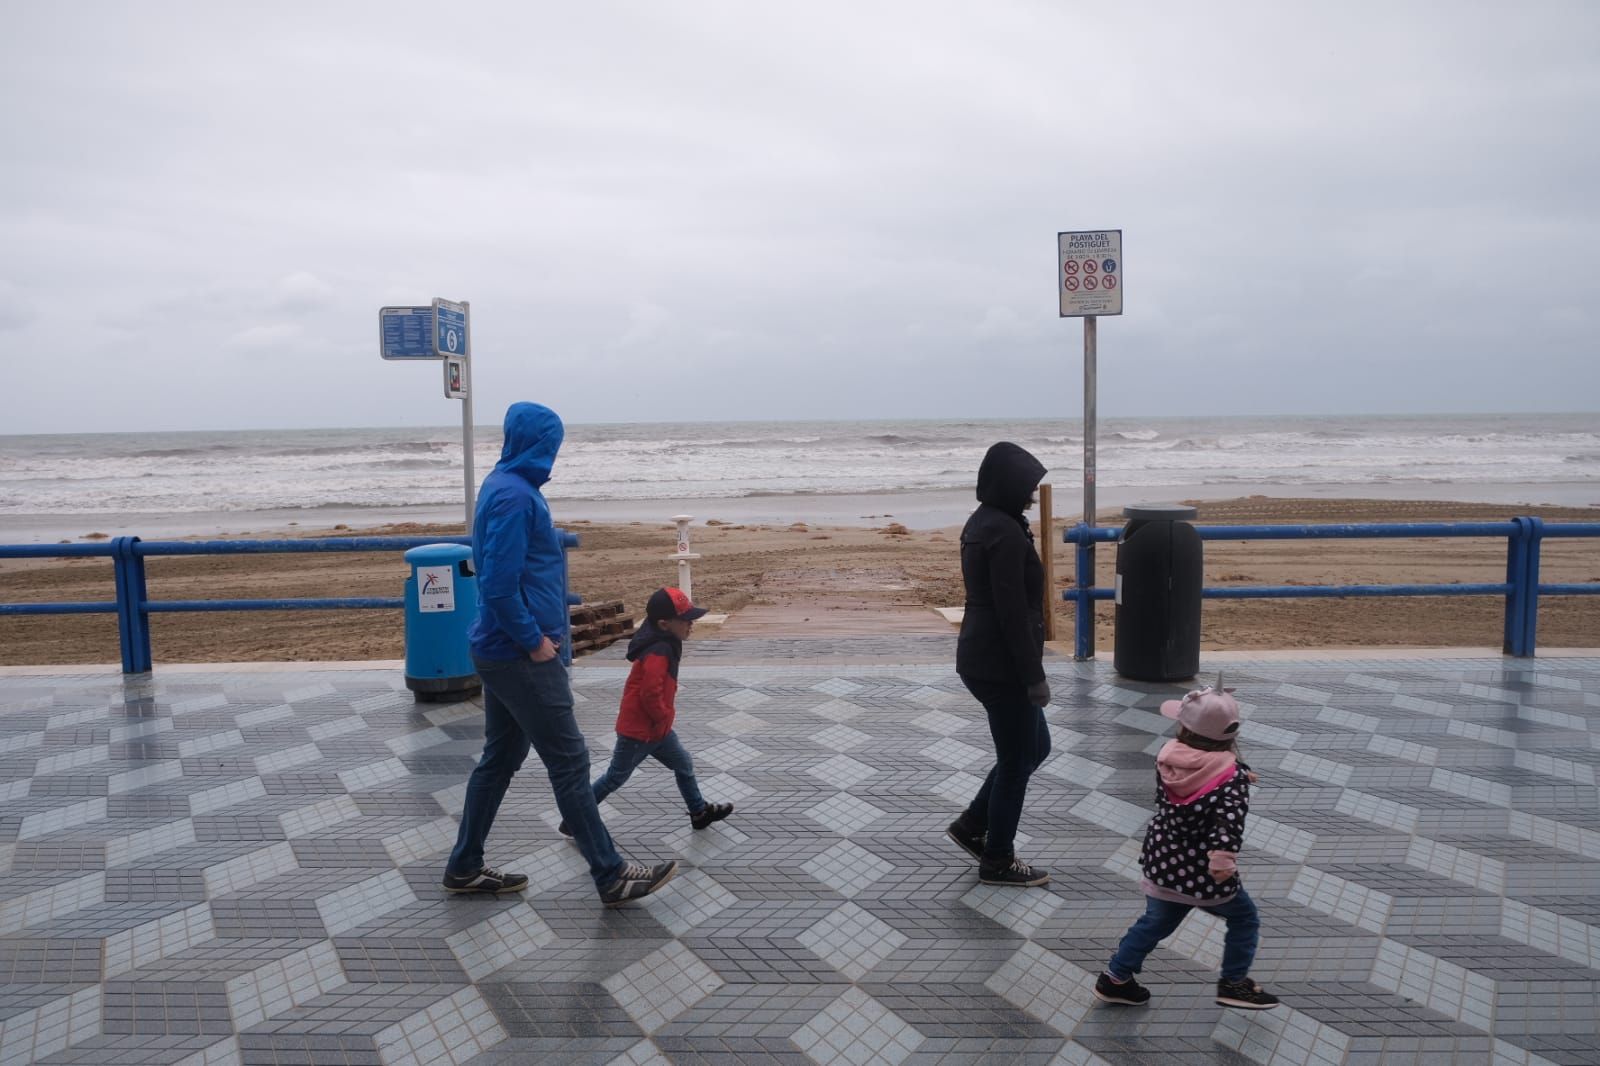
1, 532, 582, 673
1063, 517, 1600, 660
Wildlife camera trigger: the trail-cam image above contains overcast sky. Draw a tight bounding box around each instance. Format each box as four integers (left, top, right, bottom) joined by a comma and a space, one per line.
3, 2, 1597, 435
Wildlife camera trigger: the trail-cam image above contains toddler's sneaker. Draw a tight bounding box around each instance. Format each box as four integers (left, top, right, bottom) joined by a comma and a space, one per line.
978, 856, 1050, 887
1216, 977, 1279, 1010
944, 818, 985, 862
598, 860, 678, 907
441, 865, 529, 895
691, 802, 734, 830
1093, 972, 1151, 1006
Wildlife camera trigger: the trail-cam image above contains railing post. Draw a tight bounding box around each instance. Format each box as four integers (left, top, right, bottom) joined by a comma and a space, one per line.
560, 530, 580, 667
1071, 523, 1095, 660
1502, 518, 1528, 656
111, 536, 151, 673
1521, 517, 1544, 658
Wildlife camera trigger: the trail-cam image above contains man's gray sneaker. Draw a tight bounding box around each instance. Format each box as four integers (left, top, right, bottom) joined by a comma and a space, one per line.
442, 865, 529, 894
599, 860, 678, 907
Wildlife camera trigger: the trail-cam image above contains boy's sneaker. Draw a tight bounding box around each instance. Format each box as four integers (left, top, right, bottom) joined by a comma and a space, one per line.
599, 860, 678, 907
442, 865, 529, 894
979, 857, 1050, 887
945, 819, 985, 862
690, 802, 734, 830
556, 820, 574, 840
1216, 977, 1279, 1010
1093, 972, 1151, 1006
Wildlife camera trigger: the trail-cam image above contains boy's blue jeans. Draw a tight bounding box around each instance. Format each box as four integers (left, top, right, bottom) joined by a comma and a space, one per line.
1107, 888, 1261, 983
593, 730, 707, 814
447, 654, 624, 889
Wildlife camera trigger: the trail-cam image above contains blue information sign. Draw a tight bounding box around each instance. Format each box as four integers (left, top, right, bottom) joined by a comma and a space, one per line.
433, 298, 469, 358
379, 307, 440, 360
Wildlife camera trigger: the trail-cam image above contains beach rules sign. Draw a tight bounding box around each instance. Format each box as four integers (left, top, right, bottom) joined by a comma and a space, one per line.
1058, 230, 1122, 317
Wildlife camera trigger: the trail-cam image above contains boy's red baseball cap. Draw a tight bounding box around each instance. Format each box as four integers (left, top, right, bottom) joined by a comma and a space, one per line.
647, 586, 708, 622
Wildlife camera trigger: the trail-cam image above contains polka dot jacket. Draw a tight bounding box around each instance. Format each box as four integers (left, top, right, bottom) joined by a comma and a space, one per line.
1138, 764, 1251, 904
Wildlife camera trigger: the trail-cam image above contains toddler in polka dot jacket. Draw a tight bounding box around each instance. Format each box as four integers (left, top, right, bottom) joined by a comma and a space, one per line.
1092, 678, 1280, 1011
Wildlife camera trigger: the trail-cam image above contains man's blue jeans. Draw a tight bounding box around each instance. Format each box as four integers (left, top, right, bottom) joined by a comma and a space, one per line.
592, 730, 706, 814
1107, 889, 1261, 982
447, 654, 624, 889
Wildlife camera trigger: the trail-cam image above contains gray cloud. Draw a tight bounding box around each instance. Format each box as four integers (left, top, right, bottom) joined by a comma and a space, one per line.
2, 1, 1596, 433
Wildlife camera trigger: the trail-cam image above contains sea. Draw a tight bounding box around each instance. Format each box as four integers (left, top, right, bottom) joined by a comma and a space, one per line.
2, 413, 1597, 541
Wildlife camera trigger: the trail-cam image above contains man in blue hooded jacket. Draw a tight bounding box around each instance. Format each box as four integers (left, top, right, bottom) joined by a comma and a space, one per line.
443, 402, 677, 906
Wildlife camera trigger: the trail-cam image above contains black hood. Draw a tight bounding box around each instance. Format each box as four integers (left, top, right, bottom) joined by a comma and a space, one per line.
626, 618, 681, 661
975, 441, 1047, 516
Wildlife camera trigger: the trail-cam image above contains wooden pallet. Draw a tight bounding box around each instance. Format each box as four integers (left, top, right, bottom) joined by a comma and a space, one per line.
569, 600, 635, 658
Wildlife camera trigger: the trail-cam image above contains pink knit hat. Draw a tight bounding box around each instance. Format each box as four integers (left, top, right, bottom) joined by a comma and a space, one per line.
1159, 677, 1240, 742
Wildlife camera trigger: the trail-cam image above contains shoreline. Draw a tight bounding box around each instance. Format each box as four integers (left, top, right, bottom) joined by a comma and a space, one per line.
5, 479, 1598, 544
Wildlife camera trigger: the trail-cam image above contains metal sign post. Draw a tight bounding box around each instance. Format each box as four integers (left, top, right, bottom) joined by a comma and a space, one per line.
1058, 230, 1122, 659
380, 300, 476, 535
433, 298, 474, 534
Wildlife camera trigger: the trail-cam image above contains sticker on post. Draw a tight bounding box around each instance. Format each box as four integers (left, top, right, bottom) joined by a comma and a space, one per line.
444, 357, 466, 399
417, 565, 456, 612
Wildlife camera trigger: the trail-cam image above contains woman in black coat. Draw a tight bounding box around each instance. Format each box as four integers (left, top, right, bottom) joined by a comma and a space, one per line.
946, 441, 1053, 886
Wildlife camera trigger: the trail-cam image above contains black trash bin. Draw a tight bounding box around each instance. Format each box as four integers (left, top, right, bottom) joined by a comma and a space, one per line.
1114, 503, 1202, 682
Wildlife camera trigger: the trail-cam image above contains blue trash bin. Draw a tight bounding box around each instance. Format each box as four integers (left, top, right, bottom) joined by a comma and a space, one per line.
403, 543, 482, 702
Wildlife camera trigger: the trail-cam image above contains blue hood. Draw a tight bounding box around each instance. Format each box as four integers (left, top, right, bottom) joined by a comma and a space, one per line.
497, 402, 563, 487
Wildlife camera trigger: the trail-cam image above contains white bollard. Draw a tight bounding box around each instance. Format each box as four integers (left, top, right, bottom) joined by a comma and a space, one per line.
668, 514, 701, 600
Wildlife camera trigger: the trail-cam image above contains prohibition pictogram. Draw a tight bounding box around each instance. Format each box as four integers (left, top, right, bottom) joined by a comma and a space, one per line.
1063, 276, 1080, 292
1083, 260, 1098, 274
1063, 260, 1079, 275
1084, 276, 1099, 290
1103, 275, 1117, 289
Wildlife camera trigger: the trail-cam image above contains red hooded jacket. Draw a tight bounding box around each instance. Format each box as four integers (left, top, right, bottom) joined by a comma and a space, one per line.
615, 620, 682, 742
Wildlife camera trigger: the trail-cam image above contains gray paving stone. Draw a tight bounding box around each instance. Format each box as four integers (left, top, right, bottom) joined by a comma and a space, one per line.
1, 652, 1597, 1064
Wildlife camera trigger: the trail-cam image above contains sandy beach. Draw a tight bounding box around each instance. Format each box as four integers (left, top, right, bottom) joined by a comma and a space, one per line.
3, 495, 1596, 667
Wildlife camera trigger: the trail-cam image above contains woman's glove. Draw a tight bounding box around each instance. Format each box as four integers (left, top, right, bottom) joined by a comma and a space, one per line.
1026, 680, 1051, 708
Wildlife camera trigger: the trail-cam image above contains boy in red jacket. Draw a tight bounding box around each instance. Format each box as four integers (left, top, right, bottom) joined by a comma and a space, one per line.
560, 587, 733, 837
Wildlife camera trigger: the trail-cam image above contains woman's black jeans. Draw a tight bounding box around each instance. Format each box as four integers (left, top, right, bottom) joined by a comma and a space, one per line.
958, 674, 1051, 866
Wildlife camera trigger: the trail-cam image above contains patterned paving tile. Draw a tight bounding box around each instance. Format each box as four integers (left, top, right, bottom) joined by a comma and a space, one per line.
0, 653, 1597, 1064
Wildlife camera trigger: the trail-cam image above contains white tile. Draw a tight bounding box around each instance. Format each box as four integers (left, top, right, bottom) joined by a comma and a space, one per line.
908, 709, 968, 736
1288, 867, 1394, 933
105, 818, 197, 868
337, 757, 410, 792
0, 873, 105, 935
697, 739, 763, 770
315, 870, 417, 936
963, 883, 1062, 937
790, 986, 922, 1066
1069, 792, 1150, 837
638, 868, 737, 937
802, 840, 894, 897
602, 940, 725, 1035
1405, 838, 1505, 894
812, 724, 872, 752
103, 903, 216, 977
799, 901, 907, 980
178, 728, 245, 757
808, 754, 876, 790
805, 793, 885, 836
18, 797, 107, 840
225, 940, 348, 1030
203, 842, 298, 897
189, 777, 267, 816
1212, 1005, 1352, 1066
979, 941, 1094, 1030
308, 715, 367, 742
446, 903, 556, 980
707, 710, 766, 736
0, 986, 100, 1064
280, 794, 363, 838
